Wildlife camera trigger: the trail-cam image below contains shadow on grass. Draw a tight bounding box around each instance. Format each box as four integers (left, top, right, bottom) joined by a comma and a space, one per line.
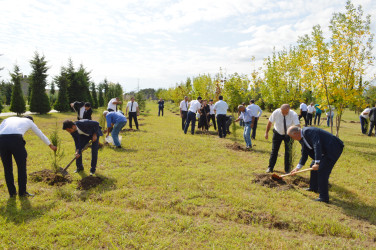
0, 197, 55, 224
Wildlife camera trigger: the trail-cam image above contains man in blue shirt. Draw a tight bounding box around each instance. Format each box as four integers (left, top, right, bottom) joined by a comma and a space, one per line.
103, 111, 127, 148
235, 105, 255, 149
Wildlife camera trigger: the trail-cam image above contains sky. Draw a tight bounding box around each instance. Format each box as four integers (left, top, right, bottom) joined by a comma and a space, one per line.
1, 0, 375, 92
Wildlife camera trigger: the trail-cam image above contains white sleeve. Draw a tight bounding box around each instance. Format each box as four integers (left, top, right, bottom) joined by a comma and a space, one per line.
269, 110, 276, 123
30, 122, 51, 146
180, 101, 183, 109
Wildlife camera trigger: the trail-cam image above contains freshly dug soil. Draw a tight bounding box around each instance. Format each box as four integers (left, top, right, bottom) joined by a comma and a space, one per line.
29, 169, 72, 186
253, 173, 310, 191
226, 142, 247, 151
77, 176, 104, 190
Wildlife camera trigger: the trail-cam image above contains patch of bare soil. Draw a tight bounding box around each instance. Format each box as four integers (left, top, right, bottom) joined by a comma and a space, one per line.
226, 142, 248, 151
29, 169, 72, 186
237, 209, 290, 229
175, 114, 180, 116
349, 120, 360, 123
77, 176, 104, 190
253, 173, 310, 191
195, 130, 218, 136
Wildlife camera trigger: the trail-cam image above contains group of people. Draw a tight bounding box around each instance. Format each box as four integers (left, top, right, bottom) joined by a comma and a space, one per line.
360, 104, 376, 136
299, 102, 335, 127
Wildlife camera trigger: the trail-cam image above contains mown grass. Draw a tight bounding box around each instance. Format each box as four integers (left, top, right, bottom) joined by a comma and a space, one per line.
0, 102, 375, 249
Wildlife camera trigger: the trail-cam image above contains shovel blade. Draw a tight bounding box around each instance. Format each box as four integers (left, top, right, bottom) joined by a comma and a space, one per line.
58, 167, 69, 176
271, 173, 282, 180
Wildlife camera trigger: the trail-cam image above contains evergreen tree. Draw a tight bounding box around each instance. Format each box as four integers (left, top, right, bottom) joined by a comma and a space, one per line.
50, 81, 55, 95
29, 52, 50, 114
98, 85, 104, 107
54, 69, 70, 112
103, 78, 109, 103
135, 91, 146, 111
10, 65, 26, 115
91, 82, 98, 108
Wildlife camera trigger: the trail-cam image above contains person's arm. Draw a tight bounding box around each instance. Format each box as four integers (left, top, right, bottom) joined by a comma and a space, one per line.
235, 113, 243, 122
291, 143, 310, 174
136, 106, 140, 116
250, 116, 255, 128
265, 121, 272, 139
30, 122, 56, 150
258, 107, 262, 117
113, 100, 122, 105
125, 104, 129, 116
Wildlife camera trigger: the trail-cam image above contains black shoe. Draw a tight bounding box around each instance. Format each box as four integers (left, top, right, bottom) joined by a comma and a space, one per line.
9, 193, 17, 198
251, 137, 255, 140
116, 146, 122, 149
305, 188, 318, 193
19, 192, 34, 198
90, 171, 95, 176
266, 168, 273, 173
74, 169, 84, 173
314, 198, 329, 203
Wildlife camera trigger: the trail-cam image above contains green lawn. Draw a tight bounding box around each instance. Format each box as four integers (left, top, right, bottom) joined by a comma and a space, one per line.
0, 102, 375, 249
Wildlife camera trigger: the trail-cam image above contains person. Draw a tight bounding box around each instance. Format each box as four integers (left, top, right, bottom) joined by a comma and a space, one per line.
306, 102, 315, 126
184, 97, 202, 135
103, 111, 127, 148
214, 96, 229, 138
70, 101, 85, 120
107, 97, 122, 112
208, 99, 216, 130
314, 104, 322, 126
62, 119, 102, 175
198, 100, 210, 131
225, 115, 233, 134
368, 104, 376, 136
83, 102, 93, 120
235, 105, 255, 149
325, 106, 335, 127
239, 102, 246, 127
265, 104, 300, 174
288, 126, 344, 203
248, 99, 262, 139
126, 97, 139, 130
180, 96, 189, 130
299, 102, 308, 126
360, 106, 370, 134
158, 98, 164, 116
0, 116, 57, 197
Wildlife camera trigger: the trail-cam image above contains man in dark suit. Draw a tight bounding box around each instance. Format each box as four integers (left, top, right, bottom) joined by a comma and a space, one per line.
158, 98, 164, 116
367, 105, 376, 136
63, 119, 103, 175
83, 102, 92, 120
288, 126, 344, 203
70, 101, 85, 120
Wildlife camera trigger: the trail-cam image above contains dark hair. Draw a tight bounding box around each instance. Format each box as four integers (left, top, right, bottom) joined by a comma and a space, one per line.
62, 120, 75, 130
24, 115, 34, 122
197, 96, 202, 100
209, 99, 213, 101
250, 99, 255, 103
84, 102, 91, 107
219, 96, 223, 100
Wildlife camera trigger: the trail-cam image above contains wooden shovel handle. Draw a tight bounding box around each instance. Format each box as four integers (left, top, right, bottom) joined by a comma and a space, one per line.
63, 141, 92, 171
280, 168, 313, 178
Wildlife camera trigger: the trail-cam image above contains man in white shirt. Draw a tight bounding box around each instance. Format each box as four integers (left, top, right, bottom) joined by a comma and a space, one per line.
70, 101, 85, 120
265, 104, 300, 173
360, 106, 371, 134
248, 99, 262, 139
126, 97, 140, 130
299, 102, 308, 126
235, 105, 255, 149
214, 96, 229, 138
180, 96, 189, 130
0, 116, 57, 197
306, 102, 315, 126
184, 96, 202, 135
208, 99, 216, 130
107, 97, 122, 112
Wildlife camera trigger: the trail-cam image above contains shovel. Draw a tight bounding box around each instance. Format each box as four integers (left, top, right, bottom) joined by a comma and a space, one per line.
271, 168, 313, 181
58, 141, 92, 176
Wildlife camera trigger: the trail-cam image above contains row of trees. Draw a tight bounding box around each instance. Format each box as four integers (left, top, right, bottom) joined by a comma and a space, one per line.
157, 1, 375, 137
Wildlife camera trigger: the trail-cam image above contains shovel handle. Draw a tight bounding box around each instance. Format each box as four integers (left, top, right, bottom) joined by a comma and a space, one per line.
280, 168, 313, 178
63, 141, 92, 171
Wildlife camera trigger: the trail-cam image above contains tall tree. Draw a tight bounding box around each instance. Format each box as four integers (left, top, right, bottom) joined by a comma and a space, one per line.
10, 65, 26, 115
29, 52, 50, 114
54, 68, 70, 112
98, 85, 104, 107
91, 82, 98, 108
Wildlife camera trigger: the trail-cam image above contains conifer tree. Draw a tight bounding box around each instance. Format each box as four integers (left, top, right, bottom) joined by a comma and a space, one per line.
29, 52, 50, 114
54, 68, 70, 112
10, 65, 26, 115
98, 85, 104, 107
91, 82, 98, 108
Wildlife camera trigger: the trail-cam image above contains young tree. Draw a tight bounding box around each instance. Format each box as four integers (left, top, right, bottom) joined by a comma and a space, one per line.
98, 85, 104, 107
10, 65, 26, 115
135, 91, 146, 111
91, 82, 98, 108
54, 69, 70, 112
29, 52, 50, 114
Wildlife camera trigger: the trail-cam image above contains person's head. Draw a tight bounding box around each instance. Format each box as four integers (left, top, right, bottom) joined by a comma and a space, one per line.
115, 97, 120, 101
280, 104, 290, 116
131, 97, 135, 102
160, 98, 163, 101
209, 99, 213, 104
203, 100, 207, 105
62, 120, 77, 134
218, 96, 223, 100
250, 99, 255, 104
24, 115, 34, 122
242, 102, 246, 106
103, 110, 109, 117
287, 126, 302, 141
310, 102, 314, 106
238, 105, 245, 113
84, 102, 91, 110
197, 96, 202, 102
184, 96, 188, 101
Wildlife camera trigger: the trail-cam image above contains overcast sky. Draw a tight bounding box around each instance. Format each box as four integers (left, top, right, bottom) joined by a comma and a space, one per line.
1, 0, 375, 92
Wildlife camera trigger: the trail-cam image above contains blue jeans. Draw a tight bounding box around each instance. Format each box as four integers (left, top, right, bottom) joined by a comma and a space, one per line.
243, 122, 252, 147
112, 121, 127, 146
327, 116, 333, 127
184, 111, 196, 134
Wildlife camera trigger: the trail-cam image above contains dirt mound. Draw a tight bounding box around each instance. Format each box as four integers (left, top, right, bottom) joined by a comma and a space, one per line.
29, 169, 72, 186
77, 176, 104, 190
253, 173, 310, 190
290, 175, 310, 188
226, 142, 247, 151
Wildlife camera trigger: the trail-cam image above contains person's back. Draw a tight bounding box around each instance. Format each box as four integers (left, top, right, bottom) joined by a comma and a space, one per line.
106, 111, 127, 124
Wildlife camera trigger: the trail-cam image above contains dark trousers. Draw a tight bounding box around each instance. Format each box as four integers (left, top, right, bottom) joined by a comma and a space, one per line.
309, 147, 343, 201
360, 116, 368, 134
307, 113, 313, 126
181, 111, 188, 130
158, 107, 164, 116
184, 111, 197, 134
314, 113, 321, 125
368, 121, 376, 136
217, 114, 227, 138
76, 136, 99, 173
0, 134, 28, 196
209, 114, 216, 130
268, 130, 292, 173
299, 111, 308, 126
128, 112, 139, 129
251, 117, 259, 139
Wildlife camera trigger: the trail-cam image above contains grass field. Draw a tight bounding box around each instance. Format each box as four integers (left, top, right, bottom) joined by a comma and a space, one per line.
0, 102, 375, 249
